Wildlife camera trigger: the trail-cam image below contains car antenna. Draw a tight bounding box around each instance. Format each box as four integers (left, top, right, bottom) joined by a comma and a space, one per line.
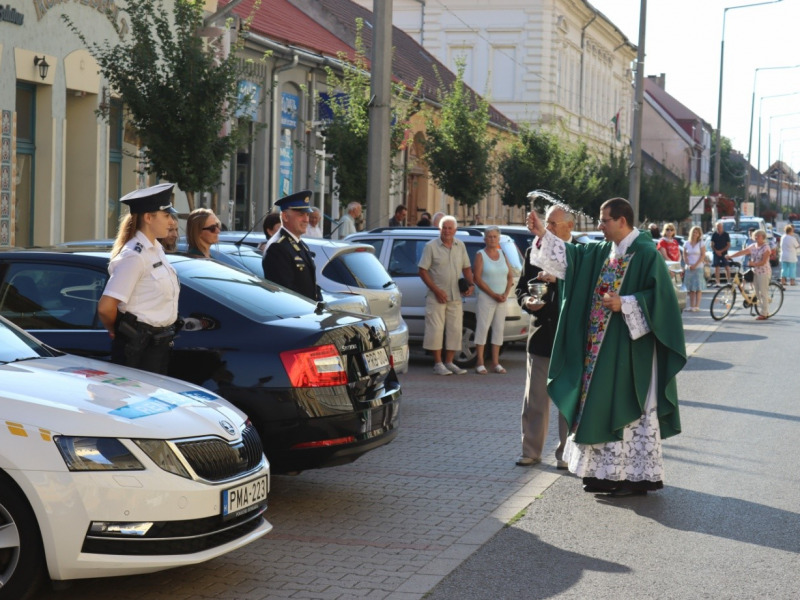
235, 212, 268, 246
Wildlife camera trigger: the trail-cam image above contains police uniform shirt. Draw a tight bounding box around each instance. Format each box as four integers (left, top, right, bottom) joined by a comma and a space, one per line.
262, 226, 320, 301
103, 231, 180, 327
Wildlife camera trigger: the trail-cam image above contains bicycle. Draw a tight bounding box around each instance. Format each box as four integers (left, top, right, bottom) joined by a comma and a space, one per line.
709, 266, 784, 320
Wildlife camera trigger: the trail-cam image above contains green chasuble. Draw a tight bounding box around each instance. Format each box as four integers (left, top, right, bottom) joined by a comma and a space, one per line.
547, 232, 686, 445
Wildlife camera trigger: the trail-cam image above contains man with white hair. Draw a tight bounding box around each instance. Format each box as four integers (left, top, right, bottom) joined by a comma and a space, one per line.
305, 207, 323, 238
336, 201, 362, 239
418, 215, 474, 375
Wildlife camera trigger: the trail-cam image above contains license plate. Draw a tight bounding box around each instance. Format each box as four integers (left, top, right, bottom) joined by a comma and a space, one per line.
363, 347, 389, 373
222, 476, 267, 519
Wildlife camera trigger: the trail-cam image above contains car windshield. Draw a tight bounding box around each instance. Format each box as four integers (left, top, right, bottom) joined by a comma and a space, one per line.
0, 318, 59, 364
169, 255, 317, 321
321, 249, 393, 289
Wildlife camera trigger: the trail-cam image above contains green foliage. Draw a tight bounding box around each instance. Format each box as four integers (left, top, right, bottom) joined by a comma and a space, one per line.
497, 128, 604, 214
322, 19, 421, 207
711, 133, 746, 200
639, 171, 691, 223
64, 0, 258, 207
423, 60, 496, 207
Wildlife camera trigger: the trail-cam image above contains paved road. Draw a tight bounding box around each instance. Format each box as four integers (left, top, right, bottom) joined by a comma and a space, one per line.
34, 286, 798, 599
427, 287, 800, 599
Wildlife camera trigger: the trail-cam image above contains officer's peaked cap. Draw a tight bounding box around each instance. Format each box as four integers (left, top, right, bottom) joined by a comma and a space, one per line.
120, 183, 177, 214
275, 190, 313, 213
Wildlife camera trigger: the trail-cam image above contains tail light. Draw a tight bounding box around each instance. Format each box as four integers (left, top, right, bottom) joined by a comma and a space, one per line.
280, 344, 347, 387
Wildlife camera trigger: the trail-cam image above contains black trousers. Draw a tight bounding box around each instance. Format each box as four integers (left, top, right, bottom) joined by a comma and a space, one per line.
111, 331, 172, 375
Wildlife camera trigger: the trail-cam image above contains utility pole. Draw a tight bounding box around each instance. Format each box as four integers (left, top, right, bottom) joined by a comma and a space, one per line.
628, 0, 646, 225
366, 0, 393, 230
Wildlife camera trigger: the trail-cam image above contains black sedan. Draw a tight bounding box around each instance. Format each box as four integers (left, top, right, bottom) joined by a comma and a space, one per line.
0, 249, 400, 473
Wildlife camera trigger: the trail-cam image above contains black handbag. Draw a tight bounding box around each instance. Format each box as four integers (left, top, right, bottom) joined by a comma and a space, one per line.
744, 269, 754, 283
458, 278, 470, 294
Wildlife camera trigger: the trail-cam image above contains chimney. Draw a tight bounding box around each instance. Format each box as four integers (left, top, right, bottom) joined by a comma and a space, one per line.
647, 73, 666, 89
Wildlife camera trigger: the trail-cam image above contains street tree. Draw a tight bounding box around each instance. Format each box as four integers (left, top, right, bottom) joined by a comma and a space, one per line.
497, 128, 604, 214
64, 0, 259, 210
640, 171, 691, 223
321, 19, 421, 208
423, 60, 496, 210
710, 132, 746, 202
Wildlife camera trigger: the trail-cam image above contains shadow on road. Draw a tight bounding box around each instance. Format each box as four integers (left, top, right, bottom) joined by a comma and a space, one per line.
681, 356, 734, 371
426, 527, 631, 599
597, 486, 800, 554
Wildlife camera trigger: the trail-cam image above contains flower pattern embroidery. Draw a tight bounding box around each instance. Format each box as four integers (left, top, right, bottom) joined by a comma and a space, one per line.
573, 254, 630, 429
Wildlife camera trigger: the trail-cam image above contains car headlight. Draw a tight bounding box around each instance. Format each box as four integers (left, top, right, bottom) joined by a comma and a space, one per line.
54, 437, 144, 471
133, 439, 191, 478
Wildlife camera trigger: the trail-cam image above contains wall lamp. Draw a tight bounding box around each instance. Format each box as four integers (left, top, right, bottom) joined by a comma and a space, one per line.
33, 56, 49, 81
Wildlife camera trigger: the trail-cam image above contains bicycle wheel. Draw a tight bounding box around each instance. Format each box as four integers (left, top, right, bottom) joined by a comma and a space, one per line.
754, 281, 784, 317
710, 285, 736, 320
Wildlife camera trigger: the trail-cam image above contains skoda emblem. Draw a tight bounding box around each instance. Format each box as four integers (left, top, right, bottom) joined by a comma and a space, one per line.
219, 420, 236, 436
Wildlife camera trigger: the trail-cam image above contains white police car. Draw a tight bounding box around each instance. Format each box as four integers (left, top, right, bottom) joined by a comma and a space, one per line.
0, 316, 271, 598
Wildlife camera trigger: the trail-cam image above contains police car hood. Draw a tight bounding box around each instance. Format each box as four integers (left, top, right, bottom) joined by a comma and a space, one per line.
0, 354, 247, 440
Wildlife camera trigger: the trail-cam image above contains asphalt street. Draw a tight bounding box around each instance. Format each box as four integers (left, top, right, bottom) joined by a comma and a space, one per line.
32, 285, 799, 600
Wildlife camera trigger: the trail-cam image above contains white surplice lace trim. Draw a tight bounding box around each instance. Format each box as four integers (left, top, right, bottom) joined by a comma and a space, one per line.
564, 355, 663, 483
563, 406, 664, 482
529, 231, 567, 280
620, 295, 650, 340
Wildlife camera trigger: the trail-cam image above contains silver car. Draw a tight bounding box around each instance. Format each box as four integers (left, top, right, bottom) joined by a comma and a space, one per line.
345, 227, 528, 368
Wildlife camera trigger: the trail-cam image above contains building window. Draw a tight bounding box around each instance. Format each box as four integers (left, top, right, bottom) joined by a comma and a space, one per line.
491, 46, 515, 100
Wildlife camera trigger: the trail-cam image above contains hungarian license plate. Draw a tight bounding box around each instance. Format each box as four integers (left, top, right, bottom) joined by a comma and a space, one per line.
222, 476, 267, 519
363, 347, 389, 373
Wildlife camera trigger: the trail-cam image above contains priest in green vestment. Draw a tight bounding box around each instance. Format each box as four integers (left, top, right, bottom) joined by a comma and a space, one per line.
528, 197, 686, 497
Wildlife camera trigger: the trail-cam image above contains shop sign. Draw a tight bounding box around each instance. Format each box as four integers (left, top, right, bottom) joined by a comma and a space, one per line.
281, 93, 298, 129
0, 4, 24, 25
236, 80, 261, 120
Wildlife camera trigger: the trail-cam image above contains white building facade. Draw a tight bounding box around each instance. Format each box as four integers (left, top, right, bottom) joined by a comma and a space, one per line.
356, 0, 637, 154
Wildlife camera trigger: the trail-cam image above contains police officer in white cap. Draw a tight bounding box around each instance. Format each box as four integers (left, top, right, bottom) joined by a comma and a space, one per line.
97, 183, 181, 374
262, 190, 322, 301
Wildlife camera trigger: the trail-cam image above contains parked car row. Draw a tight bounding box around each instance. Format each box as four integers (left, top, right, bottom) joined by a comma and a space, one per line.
216, 233, 409, 374
345, 227, 529, 367
0, 249, 401, 475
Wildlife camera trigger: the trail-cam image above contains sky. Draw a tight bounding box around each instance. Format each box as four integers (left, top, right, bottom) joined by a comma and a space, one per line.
589, 0, 800, 173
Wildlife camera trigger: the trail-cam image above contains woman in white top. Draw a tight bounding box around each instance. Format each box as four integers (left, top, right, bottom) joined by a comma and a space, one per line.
97, 183, 181, 374
780, 224, 800, 286
473, 227, 513, 374
682, 226, 706, 312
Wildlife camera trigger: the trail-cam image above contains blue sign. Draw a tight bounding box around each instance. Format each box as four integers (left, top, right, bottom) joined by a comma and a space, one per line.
279, 143, 294, 197
236, 81, 262, 120
281, 93, 299, 129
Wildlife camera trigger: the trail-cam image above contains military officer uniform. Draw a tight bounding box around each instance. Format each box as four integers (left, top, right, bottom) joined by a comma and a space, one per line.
102, 183, 181, 374
262, 190, 322, 301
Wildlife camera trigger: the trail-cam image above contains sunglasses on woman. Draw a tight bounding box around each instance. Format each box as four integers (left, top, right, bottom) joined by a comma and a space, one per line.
202, 223, 221, 233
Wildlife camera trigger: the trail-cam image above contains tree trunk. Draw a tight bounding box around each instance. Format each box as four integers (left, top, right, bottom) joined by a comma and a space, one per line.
186, 190, 195, 211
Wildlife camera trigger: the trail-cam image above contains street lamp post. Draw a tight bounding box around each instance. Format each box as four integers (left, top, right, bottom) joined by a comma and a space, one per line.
713, 0, 783, 194
746, 64, 800, 215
